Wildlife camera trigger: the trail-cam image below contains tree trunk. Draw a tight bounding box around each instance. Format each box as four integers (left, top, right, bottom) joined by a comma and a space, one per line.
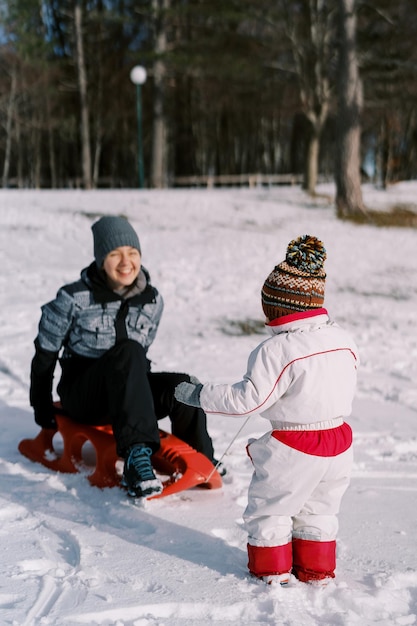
92, 3, 105, 188
335, 0, 365, 217
151, 0, 169, 189
74, 2, 93, 190
33, 125, 42, 189
304, 124, 320, 194
174, 75, 198, 177
15, 114, 24, 188
46, 93, 57, 189
2, 69, 16, 188
93, 70, 103, 188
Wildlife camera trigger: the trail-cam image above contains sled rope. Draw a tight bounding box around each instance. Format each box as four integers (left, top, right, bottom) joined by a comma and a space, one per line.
205, 415, 252, 483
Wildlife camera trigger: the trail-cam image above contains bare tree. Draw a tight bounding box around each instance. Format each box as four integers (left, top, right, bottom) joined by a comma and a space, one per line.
150, 0, 169, 189
335, 0, 365, 216
282, 0, 335, 194
74, 1, 93, 189
2, 66, 17, 188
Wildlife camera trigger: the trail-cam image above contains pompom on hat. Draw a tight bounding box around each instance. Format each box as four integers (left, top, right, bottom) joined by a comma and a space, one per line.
92, 216, 141, 268
261, 235, 327, 321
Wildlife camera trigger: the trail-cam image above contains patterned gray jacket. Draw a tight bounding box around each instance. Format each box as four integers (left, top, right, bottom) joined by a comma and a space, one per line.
30, 262, 163, 416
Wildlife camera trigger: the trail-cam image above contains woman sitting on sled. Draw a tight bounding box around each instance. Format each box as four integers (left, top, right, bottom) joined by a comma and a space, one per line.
30, 215, 220, 499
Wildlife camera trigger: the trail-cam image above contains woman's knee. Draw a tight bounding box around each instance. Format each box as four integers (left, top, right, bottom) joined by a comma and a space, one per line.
113, 338, 144, 354
107, 339, 148, 367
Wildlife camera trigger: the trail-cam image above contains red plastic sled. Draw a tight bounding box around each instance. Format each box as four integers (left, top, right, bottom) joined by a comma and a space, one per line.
18, 410, 222, 499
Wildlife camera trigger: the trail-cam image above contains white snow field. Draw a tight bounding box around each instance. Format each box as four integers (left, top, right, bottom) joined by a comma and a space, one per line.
0, 183, 416, 625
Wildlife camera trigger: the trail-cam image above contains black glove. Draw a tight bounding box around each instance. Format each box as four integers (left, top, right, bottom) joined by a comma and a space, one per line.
34, 405, 57, 430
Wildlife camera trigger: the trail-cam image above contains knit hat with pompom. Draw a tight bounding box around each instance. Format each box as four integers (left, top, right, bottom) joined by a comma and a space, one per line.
261, 235, 327, 321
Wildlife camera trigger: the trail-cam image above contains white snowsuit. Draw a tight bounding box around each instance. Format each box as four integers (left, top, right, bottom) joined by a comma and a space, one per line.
199, 308, 359, 581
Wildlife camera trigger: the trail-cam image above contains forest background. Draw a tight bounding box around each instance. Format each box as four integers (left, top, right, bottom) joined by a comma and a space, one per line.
1, 0, 417, 199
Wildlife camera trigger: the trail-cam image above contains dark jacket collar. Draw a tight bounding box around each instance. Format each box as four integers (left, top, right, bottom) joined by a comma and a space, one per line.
81, 262, 157, 305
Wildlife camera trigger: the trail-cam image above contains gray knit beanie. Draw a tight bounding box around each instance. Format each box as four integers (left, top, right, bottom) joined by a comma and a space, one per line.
92, 216, 141, 267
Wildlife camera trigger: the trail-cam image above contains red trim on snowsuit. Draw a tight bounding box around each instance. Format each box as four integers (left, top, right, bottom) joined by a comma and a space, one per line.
247, 543, 292, 577
292, 538, 336, 582
205, 350, 357, 418
266, 308, 328, 326
271, 422, 352, 457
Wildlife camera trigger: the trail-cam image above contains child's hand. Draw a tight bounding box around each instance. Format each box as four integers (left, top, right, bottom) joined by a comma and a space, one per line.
174, 381, 203, 407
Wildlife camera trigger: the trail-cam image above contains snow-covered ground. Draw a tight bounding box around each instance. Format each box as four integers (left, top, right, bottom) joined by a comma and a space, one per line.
0, 183, 416, 625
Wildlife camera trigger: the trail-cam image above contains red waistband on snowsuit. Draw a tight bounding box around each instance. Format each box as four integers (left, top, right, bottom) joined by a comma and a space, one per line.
271, 422, 352, 457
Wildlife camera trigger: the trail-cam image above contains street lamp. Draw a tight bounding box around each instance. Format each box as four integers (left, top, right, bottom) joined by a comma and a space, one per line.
130, 65, 147, 188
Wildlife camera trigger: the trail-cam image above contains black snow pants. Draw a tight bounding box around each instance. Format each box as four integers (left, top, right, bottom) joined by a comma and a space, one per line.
57, 339, 214, 459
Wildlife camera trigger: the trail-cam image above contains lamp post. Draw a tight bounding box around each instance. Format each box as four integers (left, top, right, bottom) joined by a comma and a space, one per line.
130, 65, 147, 188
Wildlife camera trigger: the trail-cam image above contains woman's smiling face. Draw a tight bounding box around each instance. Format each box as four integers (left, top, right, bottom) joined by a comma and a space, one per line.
102, 246, 141, 290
